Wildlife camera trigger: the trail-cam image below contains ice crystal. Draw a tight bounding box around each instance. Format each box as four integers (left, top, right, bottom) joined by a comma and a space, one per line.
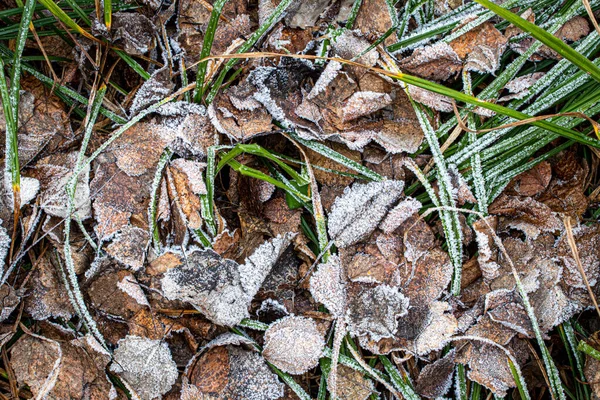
309, 255, 346, 318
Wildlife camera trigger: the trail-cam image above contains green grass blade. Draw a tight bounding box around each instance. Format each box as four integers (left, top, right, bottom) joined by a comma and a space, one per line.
37, 0, 95, 40
391, 71, 600, 149
193, 0, 228, 102
103, 0, 111, 30
475, 0, 600, 83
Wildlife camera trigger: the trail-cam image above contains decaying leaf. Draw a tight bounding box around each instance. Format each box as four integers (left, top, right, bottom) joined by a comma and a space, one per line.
28, 152, 91, 219
309, 255, 347, 318
25, 255, 75, 320
399, 42, 462, 81
330, 364, 374, 400
184, 335, 284, 400
105, 226, 150, 271
327, 180, 405, 247
162, 234, 294, 326
416, 349, 455, 398
263, 316, 324, 374
346, 283, 409, 341
499, 72, 546, 102
110, 335, 178, 400
95, 12, 156, 55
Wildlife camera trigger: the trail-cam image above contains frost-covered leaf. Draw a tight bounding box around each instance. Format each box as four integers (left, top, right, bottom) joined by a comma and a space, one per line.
94, 12, 156, 55
398, 42, 462, 81
130, 67, 174, 114
499, 72, 546, 102
309, 255, 347, 318
413, 301, 457, 355
0, 284, 20, 322
162, 234, 294, 326
110, 335, 178, 400
25, 255, 74, 320
346, 283, 409, 341
0, 220, 9, 266
184, 344, 284, 400
489, 195, 562, 239
28, 152, 91, 219
341, 92, 392, 122
263, 316, 324, 374
328, 180, 404, 248
331, 364, 374, 400
105, 226, 149, 271
408, 85, 454, 112
416, 349, 455, 399
379, 197, 422, 234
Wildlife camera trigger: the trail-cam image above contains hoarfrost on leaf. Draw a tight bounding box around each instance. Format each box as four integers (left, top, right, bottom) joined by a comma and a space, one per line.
162, 234, 294, 326
110, 335, 178, 400
263, 316, 325, 375
309, 255, 347, 318
379, 197, 422, 234
328, 180, 405, 248
346, 284, 409, 341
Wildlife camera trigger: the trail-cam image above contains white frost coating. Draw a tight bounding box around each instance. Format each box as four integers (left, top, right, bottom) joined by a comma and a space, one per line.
239, 232, 297, 297
117, 275, 150, 307
130, 67, 173, 115
249, 67, 293, 128
308, 61, 343, 99
162, 233, 295, 327
473, 218, 502, 280
346, 284, 409, 342
379, 197, 422, 234
263, 316, 325, 375
201, 332, 256, 351
169, 158, 207, 195
309, 255, 346, 318
327, 180, 405, 248
0, 221, 9, 268
110, 335, 178, 400
332, 30, 378, 67
20, 176, 39, 207
414, 301, 458, 356
341, 91, 392, 122
227, 346, 285, 400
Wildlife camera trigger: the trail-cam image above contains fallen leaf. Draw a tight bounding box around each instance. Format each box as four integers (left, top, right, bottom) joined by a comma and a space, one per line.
399, 42, 462, 81
310, 255, 347, 318
110, 335, 179, 400
263, 316, 324, 374
327, 180, 405, 248
162, 234, 294, 326
416, 349, 455, 398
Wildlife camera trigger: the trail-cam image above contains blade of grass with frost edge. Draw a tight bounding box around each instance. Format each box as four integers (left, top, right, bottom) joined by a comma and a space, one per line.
63, 84, 108, 349
345, 0, 363, 29
475, 0, 600, 83
379, 355, 420, 400
559, 324, 590, 400
577, 341, 600, 361
205, 0, 294, 104
2, 0, 36, 214
193, 0, 228, 102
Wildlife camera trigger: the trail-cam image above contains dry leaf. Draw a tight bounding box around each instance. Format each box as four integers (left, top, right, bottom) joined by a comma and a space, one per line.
309, 255, 347, 318
416, 349, 455, 398
332, 364, 374, 400
399, 42, 462, 81
346, 283, 409, 341
263, 316, 325, 374
162, 234, 294, 326
327, 180, 405, 248
110, 335, 178, 400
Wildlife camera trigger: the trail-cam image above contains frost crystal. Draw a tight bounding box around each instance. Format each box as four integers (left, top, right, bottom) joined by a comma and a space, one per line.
162, 234, 294, 326
346, 284, 409, 341
0, 221, 9, 267
309, 255, 346, 318
110, 335, 178, 400
226, 346, 285, 400
328, 180, 405, 248
379, 197, 422, 233
263, 316, 325, 375
117, 275, 150, 307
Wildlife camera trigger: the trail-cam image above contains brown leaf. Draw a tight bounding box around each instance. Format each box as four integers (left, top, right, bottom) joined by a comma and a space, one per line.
332, 364, 374, 400
416, 349, 455, 398
507, 160, 552, 196
105, 226, 150, 271
399, 42, 462, 81
25, 255, 75, 320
